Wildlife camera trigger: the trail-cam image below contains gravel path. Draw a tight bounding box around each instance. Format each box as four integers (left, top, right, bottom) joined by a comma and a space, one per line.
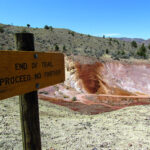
0, 96, 150, 150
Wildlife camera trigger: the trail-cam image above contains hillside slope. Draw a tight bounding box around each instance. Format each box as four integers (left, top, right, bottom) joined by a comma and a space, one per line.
0, 23, 150, 59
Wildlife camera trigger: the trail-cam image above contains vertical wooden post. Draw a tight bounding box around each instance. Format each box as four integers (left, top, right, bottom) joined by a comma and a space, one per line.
15, 33, 42, 150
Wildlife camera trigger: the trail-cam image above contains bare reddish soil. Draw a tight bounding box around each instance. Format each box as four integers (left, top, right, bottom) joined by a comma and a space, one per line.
39, 60, 150, 114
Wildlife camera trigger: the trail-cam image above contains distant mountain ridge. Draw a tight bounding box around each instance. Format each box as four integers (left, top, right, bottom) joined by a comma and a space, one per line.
118, 37, 150, 45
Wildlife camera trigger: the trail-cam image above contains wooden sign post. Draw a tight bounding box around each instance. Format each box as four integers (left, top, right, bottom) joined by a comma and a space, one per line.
0, 33, 65, 150
15, 33, 41, 150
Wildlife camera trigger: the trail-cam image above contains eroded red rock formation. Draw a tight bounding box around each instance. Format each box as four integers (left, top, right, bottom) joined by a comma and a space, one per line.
39, 57, 150, 114
75, 61, 150, 96
76, 63, 103, 93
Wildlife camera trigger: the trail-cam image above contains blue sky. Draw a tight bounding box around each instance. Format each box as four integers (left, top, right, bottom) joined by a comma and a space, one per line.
1, 0, 150, 39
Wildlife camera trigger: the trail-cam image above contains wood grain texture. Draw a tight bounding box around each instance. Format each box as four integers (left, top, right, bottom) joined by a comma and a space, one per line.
19, 91, 41, 150
0, 50, 65, 100
15, 33, 42, 150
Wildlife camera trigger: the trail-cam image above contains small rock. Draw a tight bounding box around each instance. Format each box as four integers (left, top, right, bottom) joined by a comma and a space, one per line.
128, 143, 132, 147
100, 142, 108, 148
92, 148, 98, 150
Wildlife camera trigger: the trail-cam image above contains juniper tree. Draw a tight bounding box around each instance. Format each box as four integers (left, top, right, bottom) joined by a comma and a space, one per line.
27, 24, 30, 28
131, 41, 137, 48
137, 43, 147, 58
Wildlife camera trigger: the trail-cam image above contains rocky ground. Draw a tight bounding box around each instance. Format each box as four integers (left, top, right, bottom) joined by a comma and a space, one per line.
1, 96, 150, 150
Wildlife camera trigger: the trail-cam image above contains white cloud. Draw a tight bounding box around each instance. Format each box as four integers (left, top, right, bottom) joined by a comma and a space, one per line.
103, 33, 121, 37
92, 33, 121, 37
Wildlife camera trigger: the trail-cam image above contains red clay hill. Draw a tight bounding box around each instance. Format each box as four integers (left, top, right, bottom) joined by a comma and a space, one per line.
39, 56, 150, 114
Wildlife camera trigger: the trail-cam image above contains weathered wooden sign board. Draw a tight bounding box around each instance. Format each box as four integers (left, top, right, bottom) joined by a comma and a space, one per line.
0, 51, 65, 100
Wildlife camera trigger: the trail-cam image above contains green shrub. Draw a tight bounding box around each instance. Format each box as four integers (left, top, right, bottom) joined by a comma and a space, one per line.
148, 44, 150, 50
68, 31, 75, 36
27, 24, 30, 28
131, 41, 137, 48
117, 51, 120, 55
44, 25, 49, 29
114, 39, 119, 45
109, 38, 112, 41
108, 41, 112, 45
121, 50, 125, 55
137, 43, 147, 58
54, 44, 59, 51
106, 49, 109, 54
63, 95, 69, 98
49, 26, 53, 31
44, 25, 53, 31
63, 45, 67, 52
0, 26, 4, 33
72, 96, 77, 101
73, 49, 78, 55
111, 50, 128, 59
